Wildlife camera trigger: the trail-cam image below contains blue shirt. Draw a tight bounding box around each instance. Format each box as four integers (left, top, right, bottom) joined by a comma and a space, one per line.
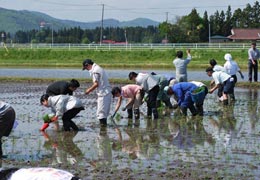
171, 82, 197, 107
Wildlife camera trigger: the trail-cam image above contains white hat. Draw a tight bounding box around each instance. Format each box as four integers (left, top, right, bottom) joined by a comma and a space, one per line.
224, 53, 232, 61
164, 86, 169, 93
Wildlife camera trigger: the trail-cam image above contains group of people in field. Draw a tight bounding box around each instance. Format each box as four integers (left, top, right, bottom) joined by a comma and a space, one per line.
39, 42, 259, 132
0, 42, 259, 180
0, 42, 259, 157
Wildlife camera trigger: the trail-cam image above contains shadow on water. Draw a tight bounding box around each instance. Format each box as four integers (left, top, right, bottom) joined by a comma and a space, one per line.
0, 82, 260, 179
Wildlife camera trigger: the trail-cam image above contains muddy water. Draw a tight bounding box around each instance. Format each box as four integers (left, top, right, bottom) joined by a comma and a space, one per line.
0, 82, 259, 179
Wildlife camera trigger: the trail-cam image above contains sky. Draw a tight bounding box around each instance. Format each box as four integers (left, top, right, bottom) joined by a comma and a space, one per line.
0, 0, 258, 23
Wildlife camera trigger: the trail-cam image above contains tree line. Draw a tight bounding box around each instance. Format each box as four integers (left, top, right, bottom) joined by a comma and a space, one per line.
2, 1, 260, 44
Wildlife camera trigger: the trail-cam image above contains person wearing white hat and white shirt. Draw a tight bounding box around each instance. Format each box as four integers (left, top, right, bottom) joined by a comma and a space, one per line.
82, 59, 112, 127
223, 53, 244, 101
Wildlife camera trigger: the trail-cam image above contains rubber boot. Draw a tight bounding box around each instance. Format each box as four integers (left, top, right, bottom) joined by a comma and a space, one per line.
189, 105, 197, 116
0, 140, 2, 158
196, 105, 204, 116
229, 94, 236, 102
223, 99, 228, 106
180, 107, 188, 116
134, 108, 140, 119
164, 99, 173, 109
156, 100, 162, 108
152, 108, 159, 119
99, 118, 107, 127
147, 107, 152, 118
127, 108, 133, 119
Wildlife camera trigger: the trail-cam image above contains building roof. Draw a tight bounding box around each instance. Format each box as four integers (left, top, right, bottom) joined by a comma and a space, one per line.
211, 35, 229, 39
228, 28, 260, 40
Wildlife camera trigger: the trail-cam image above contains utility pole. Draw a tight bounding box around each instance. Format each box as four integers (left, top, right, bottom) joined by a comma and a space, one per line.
165, 12, 169, 43
208, 21, 211, 44
100, 4, 104, 45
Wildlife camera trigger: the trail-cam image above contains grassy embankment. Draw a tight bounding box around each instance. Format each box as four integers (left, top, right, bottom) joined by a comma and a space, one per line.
0, 48, 258, 88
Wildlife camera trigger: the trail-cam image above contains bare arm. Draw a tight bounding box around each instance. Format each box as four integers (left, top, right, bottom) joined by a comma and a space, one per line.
114, 96, 123, 113
209, 84, 220, 94
85, 81, 98, 94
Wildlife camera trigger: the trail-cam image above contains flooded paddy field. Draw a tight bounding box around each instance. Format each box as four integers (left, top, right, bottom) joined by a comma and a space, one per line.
0, 82, 260, 179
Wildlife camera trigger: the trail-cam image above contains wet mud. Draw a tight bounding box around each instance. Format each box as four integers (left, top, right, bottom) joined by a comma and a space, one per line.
0, 82, 260, 179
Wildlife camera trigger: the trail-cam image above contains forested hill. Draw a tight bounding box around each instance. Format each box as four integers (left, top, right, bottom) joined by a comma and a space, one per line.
0, 7, 160, 34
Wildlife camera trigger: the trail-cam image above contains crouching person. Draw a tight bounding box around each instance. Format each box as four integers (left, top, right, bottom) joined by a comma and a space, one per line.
190, 81, 208, 116
0, 101, 16, 158
40, 94, 84, 131
111, 85, 144, 120
164, 82, 198, 116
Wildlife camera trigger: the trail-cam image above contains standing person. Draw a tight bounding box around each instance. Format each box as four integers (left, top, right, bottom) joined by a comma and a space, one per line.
0, 101, 16, 158
248, 42, 260, 82
128, 72, 159, 119
40, 94, 84, 131
173, 49, 192, 82
206, 67, 235, 105
82, 59, 112, 127
224, 53, 244, 101
46, 79, 80, 96
111, 85, 144, 120
164, 82, 198, 116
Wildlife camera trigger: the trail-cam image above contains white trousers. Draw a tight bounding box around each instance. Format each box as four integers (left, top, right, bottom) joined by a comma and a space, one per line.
97, 93, 112, 119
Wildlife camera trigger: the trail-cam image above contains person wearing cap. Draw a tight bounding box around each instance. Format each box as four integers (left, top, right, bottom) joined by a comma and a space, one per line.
173, 49, 192, 82
0, 101, 16, 158
82, 59, 112, 127
40, 94, 84, 131
111, 85, 144, 121
128, 72, 159, 119
206, 67, 235, 105
248, 42, 260, 82
223, 53, 244, 101
46, 79, 80, 96
164, 82, 198, 116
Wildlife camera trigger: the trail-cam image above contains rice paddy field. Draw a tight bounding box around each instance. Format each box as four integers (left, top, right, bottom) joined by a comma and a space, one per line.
0, 82, 260, 179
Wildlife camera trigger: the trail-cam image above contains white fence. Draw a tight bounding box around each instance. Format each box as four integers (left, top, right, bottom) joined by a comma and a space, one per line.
3, 43, 251, 50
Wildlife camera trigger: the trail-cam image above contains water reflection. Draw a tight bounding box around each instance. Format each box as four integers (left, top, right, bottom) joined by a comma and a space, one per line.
248, 88, 259, 130
41, 131, 83, 166
90, 127, 112, 168
1, 83, 260, 178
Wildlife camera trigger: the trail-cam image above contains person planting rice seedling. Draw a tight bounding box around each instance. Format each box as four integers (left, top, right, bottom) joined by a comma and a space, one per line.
111, 85, 144, 125
164, 82, 206, 116
129, 71, 159, 119
40, 94, 84, 131
206, 67, 235, 105
46, 79, 80, 96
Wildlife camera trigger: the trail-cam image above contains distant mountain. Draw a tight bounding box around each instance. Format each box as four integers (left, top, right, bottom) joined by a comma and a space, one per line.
0, 7, 160, 34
